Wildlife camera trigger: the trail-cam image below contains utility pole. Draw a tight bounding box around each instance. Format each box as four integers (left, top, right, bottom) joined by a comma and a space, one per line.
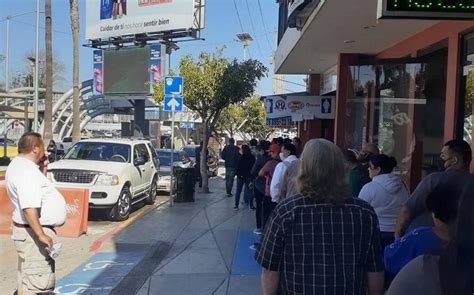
33, 0, 40, 132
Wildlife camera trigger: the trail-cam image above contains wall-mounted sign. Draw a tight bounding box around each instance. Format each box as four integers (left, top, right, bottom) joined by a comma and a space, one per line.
378, 0, 474, 19
264, 95, 335, 125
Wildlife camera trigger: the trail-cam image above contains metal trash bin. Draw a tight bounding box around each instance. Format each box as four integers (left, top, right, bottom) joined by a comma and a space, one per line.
173, 165, 195, 202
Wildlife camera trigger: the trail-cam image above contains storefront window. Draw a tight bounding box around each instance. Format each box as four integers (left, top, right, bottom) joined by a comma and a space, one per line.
461, 33, 474, 145
344, 51, 447, 187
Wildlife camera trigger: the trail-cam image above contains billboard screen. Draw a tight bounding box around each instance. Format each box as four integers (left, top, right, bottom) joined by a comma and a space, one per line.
86, 0, 196, 39
103, 46, 151, 95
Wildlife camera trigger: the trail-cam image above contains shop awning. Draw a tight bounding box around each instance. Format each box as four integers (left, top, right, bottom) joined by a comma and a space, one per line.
275, 0, 437, 74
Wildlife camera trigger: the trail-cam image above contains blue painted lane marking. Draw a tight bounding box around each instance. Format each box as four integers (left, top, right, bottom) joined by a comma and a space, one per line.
55, 251, 147, 294
232, 230, 262, 275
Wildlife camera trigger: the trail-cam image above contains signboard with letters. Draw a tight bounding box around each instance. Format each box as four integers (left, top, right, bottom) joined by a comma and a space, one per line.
86, 0, 198, 39
264, 95, 335, 125
378, 0, 474, 19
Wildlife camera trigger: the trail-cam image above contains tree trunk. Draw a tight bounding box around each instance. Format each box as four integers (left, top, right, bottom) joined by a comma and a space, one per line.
200, 121, 210, 193
70, 0, 81, 144
44, 0, 53, 143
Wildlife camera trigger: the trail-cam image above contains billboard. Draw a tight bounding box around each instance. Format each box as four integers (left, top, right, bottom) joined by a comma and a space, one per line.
93, 44, 162, 96
86, 0, 197, 39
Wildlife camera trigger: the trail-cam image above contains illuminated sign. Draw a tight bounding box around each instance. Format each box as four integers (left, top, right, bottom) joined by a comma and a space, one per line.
378, 0, 474, 19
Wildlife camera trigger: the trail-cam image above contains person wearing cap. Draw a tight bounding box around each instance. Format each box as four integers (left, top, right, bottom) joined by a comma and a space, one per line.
258, 144, 281, 229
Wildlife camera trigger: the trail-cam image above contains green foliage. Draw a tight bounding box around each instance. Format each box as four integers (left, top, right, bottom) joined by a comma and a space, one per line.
216, 96, 274, 140
154, 50, 267, 127
216, 103, 246, 138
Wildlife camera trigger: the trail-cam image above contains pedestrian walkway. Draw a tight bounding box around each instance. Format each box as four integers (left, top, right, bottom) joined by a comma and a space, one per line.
54, 177, 263, 295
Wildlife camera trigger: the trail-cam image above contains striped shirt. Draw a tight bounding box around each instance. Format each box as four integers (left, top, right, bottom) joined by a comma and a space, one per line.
255, 194, 383, 294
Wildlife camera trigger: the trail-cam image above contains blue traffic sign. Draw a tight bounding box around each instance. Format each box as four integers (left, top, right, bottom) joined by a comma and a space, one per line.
180, 122, 194, 129
164, 96, 183, 112
164, 76, 183, 96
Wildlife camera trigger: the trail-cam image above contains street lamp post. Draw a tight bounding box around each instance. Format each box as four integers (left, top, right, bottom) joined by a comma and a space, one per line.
236, 33, 253, 60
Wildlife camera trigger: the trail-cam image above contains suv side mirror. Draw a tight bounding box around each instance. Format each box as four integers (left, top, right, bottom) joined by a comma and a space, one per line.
134, 156, 146, 166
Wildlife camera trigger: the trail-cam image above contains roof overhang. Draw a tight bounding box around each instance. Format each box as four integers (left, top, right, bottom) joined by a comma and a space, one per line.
275, 0, 438, 74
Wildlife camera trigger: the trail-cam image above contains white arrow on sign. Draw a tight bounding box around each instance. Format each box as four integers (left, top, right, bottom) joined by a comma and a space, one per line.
167, 97, 181, 111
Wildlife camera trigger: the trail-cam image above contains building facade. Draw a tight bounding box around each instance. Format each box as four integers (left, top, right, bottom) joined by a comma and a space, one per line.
275, 0, 474, 188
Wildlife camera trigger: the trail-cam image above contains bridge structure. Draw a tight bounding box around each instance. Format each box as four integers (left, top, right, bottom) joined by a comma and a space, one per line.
0, 79, 158, 140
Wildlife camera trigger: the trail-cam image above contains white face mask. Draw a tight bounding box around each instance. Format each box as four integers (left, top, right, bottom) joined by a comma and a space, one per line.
279, 152, 286, 161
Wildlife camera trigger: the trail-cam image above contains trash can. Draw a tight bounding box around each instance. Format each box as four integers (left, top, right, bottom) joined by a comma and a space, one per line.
173, 165, 195, 202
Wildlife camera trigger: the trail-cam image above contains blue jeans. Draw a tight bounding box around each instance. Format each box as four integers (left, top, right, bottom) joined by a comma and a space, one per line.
235, 177, 252, 207
225, 167, 237, 194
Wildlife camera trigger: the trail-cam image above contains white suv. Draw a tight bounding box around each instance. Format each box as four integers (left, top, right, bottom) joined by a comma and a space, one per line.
47, 138, 159, 221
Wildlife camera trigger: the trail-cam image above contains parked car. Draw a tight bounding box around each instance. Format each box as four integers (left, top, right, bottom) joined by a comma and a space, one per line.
0, 138, 18, 158
181, 145, 219, 177
47, 138, 159, 221
156, 149, 191, 192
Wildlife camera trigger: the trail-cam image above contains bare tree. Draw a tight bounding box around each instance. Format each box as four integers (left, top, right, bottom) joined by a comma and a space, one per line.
69, 0, 81, 143
43, 0, 53, 143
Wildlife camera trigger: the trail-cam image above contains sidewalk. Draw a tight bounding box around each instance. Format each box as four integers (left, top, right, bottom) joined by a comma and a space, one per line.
52, 176, 262, 294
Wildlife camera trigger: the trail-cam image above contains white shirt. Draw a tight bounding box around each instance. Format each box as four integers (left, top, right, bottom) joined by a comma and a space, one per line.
270, 155, 298, 203
6, 156, 67, 226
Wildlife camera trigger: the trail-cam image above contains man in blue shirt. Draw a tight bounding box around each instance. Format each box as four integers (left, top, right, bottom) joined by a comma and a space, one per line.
384, 183, 460, 277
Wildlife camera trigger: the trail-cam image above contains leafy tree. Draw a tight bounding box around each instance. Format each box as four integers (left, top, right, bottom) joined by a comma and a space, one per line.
215, 103, 246, 138
216, 96, 274, 140
154, 50, 267, 192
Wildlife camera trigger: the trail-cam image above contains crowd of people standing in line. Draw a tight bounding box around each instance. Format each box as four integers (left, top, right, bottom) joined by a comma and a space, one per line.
221, 136, 474, 295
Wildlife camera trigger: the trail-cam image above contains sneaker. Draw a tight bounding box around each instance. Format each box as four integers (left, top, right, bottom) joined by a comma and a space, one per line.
234, 206, 239, 210
253, 228, 262, 235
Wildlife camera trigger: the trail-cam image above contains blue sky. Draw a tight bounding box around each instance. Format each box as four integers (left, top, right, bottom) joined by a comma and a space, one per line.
0, 0, 306, 95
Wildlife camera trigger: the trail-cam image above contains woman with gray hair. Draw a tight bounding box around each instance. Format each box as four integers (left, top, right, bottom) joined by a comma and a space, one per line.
255, 139, 384, 295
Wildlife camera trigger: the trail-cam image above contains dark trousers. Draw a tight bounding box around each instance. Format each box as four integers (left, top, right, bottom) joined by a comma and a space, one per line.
254, 188, 264, 229
262, 196, 277, 230
381, 231, 395, 250
225, 167, 237, 194
235, 177, 252, 207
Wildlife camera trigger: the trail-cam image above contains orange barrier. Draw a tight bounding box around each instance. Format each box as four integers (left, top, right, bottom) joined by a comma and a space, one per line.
0, 184, 89, 238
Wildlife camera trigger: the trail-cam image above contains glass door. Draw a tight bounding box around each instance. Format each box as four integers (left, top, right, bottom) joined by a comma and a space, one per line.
344, 51, 447, 189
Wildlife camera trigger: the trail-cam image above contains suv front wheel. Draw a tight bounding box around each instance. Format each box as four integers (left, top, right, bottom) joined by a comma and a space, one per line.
145, 176, 158, 205
108, 186, 132, 221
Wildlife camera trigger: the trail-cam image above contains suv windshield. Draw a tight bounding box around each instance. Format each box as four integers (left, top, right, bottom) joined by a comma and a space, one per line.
65, 142, 131, 162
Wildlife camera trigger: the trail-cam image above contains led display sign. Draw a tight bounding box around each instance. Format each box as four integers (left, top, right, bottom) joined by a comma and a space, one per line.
378, 0, 474, 19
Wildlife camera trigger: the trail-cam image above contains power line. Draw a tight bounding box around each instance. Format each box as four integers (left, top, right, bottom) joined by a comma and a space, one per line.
10, 19, 86, 38
256, 0, 272, 50
232, 0, 245, 32
273, 77, 307, 88
244, 0, 265, 60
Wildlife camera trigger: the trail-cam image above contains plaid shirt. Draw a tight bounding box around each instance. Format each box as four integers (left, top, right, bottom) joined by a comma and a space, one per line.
255, 194, 383, 295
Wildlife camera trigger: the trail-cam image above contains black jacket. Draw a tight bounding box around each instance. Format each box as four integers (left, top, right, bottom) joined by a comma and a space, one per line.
236, 154, 256, 179
221, 144, 240, 168
251, 154, 270, 194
